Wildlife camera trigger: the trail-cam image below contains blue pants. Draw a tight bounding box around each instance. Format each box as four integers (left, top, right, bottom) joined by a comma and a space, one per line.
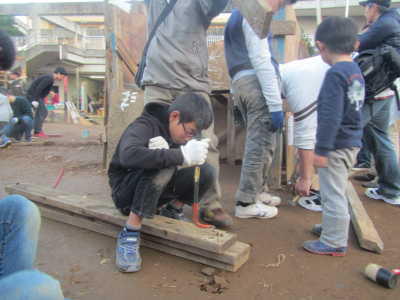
362, 97, 400, 198
0, 195, 65, 299
0, 115, 33, 141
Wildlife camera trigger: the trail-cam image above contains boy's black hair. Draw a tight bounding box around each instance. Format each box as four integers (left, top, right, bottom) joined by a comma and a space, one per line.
168, 93, 213, 132
0, 30, 16, 71
315, 16, 358, 54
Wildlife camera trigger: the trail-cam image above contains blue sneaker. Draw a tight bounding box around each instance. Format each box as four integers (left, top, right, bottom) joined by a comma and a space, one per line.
116, 228, 142, 272
0, 136, 11, 148
303, 240, 347, 257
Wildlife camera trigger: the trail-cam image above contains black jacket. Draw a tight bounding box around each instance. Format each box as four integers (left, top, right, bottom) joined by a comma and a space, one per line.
10, 96, 33, 119
358, 8, 400, 52
108, 103, 184, 189
26, 74, 54, 102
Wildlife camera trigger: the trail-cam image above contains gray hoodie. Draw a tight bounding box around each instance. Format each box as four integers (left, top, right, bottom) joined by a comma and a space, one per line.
142, 0, 228, 93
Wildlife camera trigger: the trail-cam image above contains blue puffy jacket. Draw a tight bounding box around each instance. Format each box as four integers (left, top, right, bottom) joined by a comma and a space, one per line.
358, 8, 400, 52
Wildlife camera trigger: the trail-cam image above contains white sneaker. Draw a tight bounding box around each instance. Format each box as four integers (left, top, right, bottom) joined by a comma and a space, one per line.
256, 192, 281, 207
365, 188, 400, 205
235, 203, 278, 219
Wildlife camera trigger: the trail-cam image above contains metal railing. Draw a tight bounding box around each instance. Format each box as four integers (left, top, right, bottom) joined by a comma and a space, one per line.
18, 30, 105, 51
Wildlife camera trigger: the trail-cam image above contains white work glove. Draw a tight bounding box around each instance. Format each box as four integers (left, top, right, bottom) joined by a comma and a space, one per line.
180, 138, 210, 167
32, 101, 39, 109
10, 117, 19, 125
148, 136, 169, 150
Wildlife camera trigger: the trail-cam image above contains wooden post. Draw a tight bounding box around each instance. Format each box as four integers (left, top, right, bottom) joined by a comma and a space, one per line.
226, 94, 236, 165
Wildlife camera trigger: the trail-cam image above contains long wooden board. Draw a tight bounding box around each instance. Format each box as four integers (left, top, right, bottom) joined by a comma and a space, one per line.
346, 182, 384, 254
37, 205, 250, 272
5, 183, 237, 254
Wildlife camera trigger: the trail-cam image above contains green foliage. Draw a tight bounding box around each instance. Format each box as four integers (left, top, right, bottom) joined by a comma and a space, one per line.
0, 16, 24, 36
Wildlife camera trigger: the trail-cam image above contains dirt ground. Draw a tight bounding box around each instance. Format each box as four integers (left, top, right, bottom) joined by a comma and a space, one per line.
0, 121, 399, 300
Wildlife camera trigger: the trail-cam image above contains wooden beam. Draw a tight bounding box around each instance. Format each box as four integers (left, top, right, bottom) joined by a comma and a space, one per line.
267, 131, 283, 189
226, 94, 236, 165
347, 182, 384, 254
233, 0, 278, 39
5, 183, 237, 254
37, 205, 250, 272
270, 20, 296, 36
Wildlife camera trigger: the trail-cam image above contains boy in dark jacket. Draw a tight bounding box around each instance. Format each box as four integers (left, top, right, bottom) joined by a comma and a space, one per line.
109, 93, 214, 272
0, 95, 33, 147
303, 17, 365, 256
26, 67, 67, 137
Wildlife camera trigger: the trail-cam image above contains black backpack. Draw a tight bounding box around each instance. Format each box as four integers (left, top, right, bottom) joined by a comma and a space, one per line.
355, 45, 400, 107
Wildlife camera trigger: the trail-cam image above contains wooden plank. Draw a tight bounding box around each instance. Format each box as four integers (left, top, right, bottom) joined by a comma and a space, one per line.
270, 20, 296, 36
267, 131, 283, 189
37, 205, 250, 272
5, 183, 237, 254
346, 182, 384, 254
233, 0, 276, 39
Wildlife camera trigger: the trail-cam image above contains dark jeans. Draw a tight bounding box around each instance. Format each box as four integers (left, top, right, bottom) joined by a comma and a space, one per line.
111, 163, 214, 218
33, 99, 48, 134
0, 115, 33, 140
356, 142, 372, 166
362, 97, 400, 198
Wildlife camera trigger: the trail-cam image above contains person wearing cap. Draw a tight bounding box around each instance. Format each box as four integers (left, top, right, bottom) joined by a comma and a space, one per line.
357, 0, 400, 205
8, 70, 27, 97
26, 67, 67, 138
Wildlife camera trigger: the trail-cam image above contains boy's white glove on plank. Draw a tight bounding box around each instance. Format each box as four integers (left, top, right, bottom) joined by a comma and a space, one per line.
180, 138, 210, 167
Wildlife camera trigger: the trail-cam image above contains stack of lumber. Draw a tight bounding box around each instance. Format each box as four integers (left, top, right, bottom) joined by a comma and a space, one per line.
5, 183, 250, 272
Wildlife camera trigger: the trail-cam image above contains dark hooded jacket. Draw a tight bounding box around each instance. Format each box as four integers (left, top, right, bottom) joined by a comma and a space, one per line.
358, 8, 400, 52
108, 102, 184, 190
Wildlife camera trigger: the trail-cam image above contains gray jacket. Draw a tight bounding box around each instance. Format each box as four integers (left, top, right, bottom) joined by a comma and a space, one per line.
142, 0, 228, 93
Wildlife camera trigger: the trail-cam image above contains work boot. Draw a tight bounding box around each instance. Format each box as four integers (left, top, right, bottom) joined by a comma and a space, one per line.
116, 228, 142, 272
159, 203, 188, 221
200, 201, 233, 228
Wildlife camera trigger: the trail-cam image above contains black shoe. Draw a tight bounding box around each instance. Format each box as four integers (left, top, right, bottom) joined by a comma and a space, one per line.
353, 173, 376, 182
159, 203, 187, 221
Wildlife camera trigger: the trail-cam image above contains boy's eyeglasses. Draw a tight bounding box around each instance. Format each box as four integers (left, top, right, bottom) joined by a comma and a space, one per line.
181, 123, 197, 138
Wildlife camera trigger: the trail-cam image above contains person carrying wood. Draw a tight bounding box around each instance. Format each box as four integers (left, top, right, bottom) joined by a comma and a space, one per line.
26, 67, 67, 138
108, 93, 216, 272
303, 17, 365, 256
138, 0, 233, 228
223, 2, 298, 219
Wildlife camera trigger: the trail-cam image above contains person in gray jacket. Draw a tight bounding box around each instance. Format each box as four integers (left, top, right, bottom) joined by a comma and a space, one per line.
141, 0, 232, 227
